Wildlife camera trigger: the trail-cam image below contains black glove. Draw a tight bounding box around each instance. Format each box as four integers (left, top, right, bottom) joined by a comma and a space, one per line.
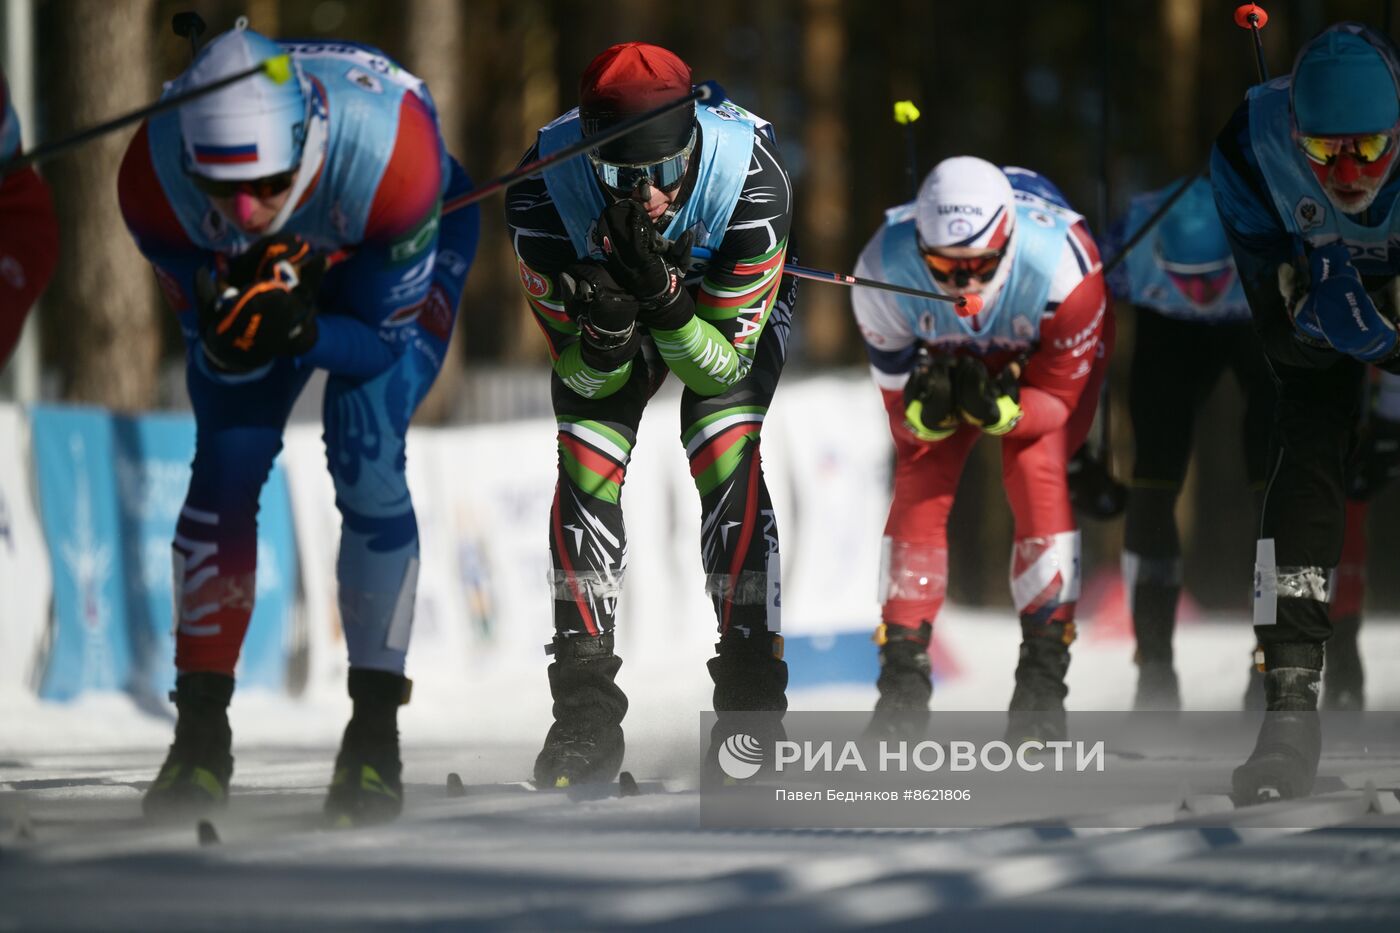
1347, 418, 1400, 500
901, 350, 958, 441
953, 355, 1023, 435
594, 199, 695, 327
196, 235, 322, 373
222, 233, 326, 293
560, 263, 641, 371
1067, 443, 1127, 520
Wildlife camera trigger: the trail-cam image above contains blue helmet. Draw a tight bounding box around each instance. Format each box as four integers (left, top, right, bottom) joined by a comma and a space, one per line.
1291, 22, 1400, 136
1156, 177, 1231, 267
176, 23, 308, 180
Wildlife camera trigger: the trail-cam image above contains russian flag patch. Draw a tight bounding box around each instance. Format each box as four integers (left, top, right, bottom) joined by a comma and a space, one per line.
193, 143, 259, 165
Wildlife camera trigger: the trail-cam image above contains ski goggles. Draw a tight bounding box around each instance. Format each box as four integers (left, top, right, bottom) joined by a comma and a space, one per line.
1294, 129, 1398, 166
1158, 254, 1236, 306
919, 242, 1007, 284
188, 169, 298, 200
588, 128, 697, 197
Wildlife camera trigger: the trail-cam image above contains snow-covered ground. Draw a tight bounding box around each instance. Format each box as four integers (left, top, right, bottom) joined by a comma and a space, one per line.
4, 610, 1400, 930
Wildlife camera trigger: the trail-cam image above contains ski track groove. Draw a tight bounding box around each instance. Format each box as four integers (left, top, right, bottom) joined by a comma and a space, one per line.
5, 749, 1400, 930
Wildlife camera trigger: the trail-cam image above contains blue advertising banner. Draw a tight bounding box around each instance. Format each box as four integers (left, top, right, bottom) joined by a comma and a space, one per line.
29, 406, 132, 701
30, 405, 298, 702
110, 412, 297, 696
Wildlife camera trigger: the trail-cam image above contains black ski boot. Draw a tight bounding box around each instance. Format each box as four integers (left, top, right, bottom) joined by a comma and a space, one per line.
143, 672, 235, 820
1131, 582, 1181, 711
533, 632, 628, 788
324, 669, 410, 827
1005, 617, 1074, 744
1232, 642, 1323, 804
866, 622, 933, 739
705, 631, 788, 784
1323, 615, 1365, 711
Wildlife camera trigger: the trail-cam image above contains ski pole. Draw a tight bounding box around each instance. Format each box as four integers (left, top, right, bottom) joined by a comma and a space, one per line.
893, 100, 921, 201
325, 247, 982, 315
679, 244, 980, 314
780, 262, 981, 315
0, 53, 293, 176
1088, 0, 1122, 503
1101, 5, 1271, 276
443, 81, 726, 215
1234, 4, 1272, 83
1102, 169, 1203, 276
172, 10, 208, 57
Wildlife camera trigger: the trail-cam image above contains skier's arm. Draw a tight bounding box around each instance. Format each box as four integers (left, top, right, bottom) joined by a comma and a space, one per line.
652, 129, 793, 397
300, 93, 453, 380
504, 164, 635, 400
1210, 103, 1338, 371
116, 121, 214, 342
851, 236, 931, 439
0, 164, 56, 366
1015, 248, 1107, 439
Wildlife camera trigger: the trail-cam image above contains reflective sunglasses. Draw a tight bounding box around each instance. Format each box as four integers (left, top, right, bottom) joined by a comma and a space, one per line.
589, 129, 696, 197
189, 169, 298, 200
920, 244, 1007, 284
1295, 130, 1397, 166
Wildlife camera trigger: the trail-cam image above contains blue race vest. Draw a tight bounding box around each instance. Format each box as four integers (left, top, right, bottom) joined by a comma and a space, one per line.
146, 40, 448, 255
537, 98, 757, 267
1248, 77, 1400, 276
875, 193, 1070, 355
1120, 190, 1249, 323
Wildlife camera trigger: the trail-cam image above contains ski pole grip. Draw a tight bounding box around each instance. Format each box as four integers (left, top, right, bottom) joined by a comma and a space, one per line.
262, 54, 294, 85
1233, 4, 1268, 30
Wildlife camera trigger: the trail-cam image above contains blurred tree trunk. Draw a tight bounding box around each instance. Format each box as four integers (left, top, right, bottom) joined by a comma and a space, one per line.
798, 0, 848, 363
403, 0, 467, 423
1160, 0, 1201, 172
246, 0, 278, 34
478, 0, 556, 365
43, 0, 159, 410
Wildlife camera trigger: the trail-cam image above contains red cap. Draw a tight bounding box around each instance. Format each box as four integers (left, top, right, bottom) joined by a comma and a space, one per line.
579, 43, 696, 165
580, 43, 692, 116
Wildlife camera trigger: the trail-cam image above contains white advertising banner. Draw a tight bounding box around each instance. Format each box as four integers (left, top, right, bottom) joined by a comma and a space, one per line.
764, 375, 890, 637
0, 404, 51, 696
281, 424, 346, 693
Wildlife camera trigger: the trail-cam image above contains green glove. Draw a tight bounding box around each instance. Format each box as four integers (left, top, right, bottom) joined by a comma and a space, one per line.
902, 349, 958, 441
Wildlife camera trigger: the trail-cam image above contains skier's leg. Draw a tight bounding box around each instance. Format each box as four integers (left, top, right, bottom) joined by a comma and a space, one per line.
1122, 311, 1227, 710
534, 355, 657, 787
1231, 317, 1280, 709
867, 426, 978, 737
1234, 358, 1359, 803
1002, 428, 1081, 743
679, 288, 794, 717
321, 185, 473, 823
146, 354, 310, 818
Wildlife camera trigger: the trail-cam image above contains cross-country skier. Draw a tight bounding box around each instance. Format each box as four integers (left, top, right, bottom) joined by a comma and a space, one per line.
117, 23, 479, 824
504, 43, 796, 787
1211, 21, 1400, 800
852, 156, 1110, 740
0, 66, 58, 367
1106, 176, 1274, 710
